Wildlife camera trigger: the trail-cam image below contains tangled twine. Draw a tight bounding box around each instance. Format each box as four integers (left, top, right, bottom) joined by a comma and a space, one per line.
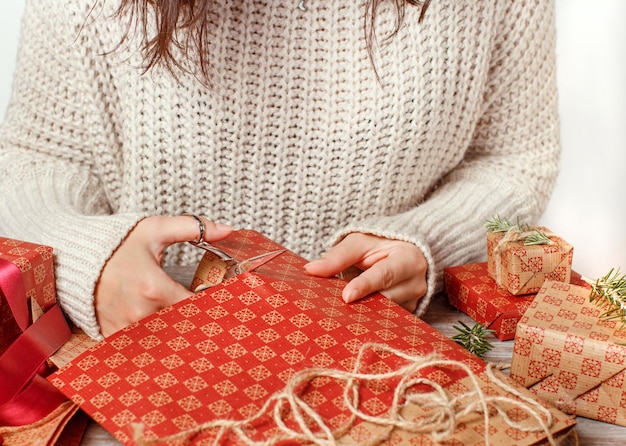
133, 343, 558, 446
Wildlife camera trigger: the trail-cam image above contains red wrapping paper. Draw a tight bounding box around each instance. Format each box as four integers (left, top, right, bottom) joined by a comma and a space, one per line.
510, 280, 626, 426
49, 230, 575, 445
444, 262, 533, 341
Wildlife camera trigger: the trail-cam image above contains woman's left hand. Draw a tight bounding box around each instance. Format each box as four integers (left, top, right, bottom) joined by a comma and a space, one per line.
304, 232, 428, 313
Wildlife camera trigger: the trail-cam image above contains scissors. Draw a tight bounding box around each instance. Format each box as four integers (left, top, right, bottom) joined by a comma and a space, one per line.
189, 240, 286, 280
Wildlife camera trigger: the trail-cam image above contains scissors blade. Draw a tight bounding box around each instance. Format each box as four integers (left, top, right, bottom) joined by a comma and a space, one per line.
236, 249, 286, 274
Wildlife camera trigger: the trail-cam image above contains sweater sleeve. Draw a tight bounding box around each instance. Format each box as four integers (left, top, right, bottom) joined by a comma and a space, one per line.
331, 1, 561, 316
0, 0, 145, 339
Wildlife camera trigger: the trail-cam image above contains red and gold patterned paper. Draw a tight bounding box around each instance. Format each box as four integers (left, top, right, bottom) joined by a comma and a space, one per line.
50, 230, 575, 445
444, 262, 535, 341
486, 228, 573, 295
0, 237, 56, 354
510, 280, 626, 426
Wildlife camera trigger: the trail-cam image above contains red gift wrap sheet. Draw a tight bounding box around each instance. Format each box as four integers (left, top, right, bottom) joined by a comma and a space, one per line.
50, 231, 575, 445
511, 280, 626, 427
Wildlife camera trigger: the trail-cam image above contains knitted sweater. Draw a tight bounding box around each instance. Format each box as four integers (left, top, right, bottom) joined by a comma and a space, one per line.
0, 0, 560, 340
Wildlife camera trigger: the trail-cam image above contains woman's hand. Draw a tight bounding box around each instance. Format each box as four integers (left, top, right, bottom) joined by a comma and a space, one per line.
304, 232, 428, 313
95, 215, 232, 337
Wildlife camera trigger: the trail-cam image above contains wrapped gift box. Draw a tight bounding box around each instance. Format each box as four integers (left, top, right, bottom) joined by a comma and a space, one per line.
50, 230, 575, 445
510, 280, 626, 426
444, 262, 584, 341
445, 262, 534, 341
0, 237, 57, 354
486, 227, 573, 295
0, 237, 73, 431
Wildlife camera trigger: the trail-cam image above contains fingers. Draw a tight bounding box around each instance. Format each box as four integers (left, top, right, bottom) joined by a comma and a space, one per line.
343, 247, 426, 300
306, 233, 429, 313
96, 215, 233, 337
131, 215, 233, 253
304, 233, 380, 277
98, 263, 195, 337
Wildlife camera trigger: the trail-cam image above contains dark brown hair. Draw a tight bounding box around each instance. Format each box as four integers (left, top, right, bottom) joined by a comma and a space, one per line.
115, 0, 430, 82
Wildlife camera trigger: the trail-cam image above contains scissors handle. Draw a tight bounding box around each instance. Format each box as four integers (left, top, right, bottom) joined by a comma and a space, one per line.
188, 241, 235, 262
189, 241, 285, 280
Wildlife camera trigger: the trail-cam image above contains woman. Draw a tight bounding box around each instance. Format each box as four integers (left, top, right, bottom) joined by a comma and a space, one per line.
0, 0, 560, 339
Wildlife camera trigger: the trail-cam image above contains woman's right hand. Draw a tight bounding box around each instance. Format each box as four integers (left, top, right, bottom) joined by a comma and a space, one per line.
95, 215, 232, 337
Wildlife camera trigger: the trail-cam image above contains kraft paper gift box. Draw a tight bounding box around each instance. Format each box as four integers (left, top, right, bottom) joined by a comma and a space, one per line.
486, 227, 573, 295
50, 230, 576, 445
510, 280, 626, 427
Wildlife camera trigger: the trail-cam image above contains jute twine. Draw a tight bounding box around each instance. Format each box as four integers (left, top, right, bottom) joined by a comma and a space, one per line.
132, 343, 560, 446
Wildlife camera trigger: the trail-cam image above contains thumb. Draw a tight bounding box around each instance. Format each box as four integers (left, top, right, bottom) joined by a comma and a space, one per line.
154, 266, 196, 306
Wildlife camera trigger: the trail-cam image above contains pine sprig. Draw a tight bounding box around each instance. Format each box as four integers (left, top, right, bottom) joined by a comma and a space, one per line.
485, 215, 553, 246
589, 268, 626, 329
451, 321, 495, 359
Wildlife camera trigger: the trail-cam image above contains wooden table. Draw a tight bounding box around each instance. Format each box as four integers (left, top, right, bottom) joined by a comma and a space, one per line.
80, 267, 626, 445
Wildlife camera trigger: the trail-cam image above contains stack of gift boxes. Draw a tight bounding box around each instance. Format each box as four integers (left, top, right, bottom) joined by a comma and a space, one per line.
444, 218, 626, 427
0, 237, 83, 445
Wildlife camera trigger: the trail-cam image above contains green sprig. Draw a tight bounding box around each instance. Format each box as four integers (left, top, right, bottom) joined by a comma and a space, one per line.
522, 230, 552, 246
589, 268, 626, 329
485, 215, 552, 246
452, 321, 495, 359
485, 215, 517, 233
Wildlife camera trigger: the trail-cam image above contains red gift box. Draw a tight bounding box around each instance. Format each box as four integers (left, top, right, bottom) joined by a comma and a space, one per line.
50, 231, 575, 445
0, 237, 72, 428
444, 262, 532, 341
0, 238, 57, 354
510, 280, 626, 427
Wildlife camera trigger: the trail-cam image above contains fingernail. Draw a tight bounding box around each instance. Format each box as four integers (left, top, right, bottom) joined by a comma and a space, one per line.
216, 223, 233, 231
344, 288, 360, 303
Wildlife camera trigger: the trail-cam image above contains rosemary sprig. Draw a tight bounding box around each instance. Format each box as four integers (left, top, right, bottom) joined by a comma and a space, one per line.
485, 215, 552, 246
452, 321, 495, 359
522, 230, 552, 246
485, 215, 515, 233
589, 268, 626, 329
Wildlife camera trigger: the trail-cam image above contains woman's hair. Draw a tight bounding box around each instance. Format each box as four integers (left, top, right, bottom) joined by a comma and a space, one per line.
115, 0, 430, 82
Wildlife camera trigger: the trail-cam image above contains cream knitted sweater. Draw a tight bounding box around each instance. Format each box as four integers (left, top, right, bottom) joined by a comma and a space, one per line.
0, 0, 560, 339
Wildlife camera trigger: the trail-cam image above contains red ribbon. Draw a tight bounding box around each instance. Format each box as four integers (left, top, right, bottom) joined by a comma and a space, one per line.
0, 257, 72, 426
0, 258, 30, 331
